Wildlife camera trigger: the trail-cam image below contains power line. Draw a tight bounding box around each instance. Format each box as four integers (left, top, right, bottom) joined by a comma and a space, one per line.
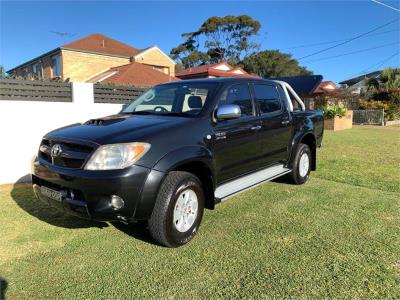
371, 0, 400, 12
303, 42, 399, 63
281, 29, 398, 50
297, 18, 399, 60
361, 51, 400, 73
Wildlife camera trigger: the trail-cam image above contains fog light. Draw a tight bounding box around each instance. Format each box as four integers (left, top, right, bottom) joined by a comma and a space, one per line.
111, 195, 124, 210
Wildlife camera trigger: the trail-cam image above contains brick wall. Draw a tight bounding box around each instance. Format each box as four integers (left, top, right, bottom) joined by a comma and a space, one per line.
42, 54, 54, 79
61, 49, 130, 82
134, 47, 175, 76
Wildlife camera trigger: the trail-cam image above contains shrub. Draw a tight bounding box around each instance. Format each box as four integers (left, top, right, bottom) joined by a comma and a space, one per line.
358, 99, 400, 121
322, 105, 347, 119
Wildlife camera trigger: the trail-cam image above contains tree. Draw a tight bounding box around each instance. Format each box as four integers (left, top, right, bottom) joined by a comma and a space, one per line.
367, 68, 400, 91
171, 15, 261, 68
240, 50, 312, 77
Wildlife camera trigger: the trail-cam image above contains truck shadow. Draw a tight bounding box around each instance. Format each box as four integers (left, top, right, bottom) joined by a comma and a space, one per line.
10, 183, 159, 245
112, 221, 159, 246
0, 277, 7, 300
10, 183, 107, 229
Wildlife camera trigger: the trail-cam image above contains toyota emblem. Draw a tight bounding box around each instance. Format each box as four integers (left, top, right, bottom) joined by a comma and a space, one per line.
51, 144, 63, 158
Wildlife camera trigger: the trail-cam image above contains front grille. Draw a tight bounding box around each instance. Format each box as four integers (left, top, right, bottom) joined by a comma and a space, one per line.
39, 139, 94, 169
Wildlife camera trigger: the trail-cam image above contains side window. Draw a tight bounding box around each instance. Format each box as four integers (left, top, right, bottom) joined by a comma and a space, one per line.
218, 84, 254, 117
253, 84, 282, 114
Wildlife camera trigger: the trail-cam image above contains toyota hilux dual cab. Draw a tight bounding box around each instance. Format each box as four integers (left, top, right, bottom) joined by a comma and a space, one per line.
32, 78, 323, 247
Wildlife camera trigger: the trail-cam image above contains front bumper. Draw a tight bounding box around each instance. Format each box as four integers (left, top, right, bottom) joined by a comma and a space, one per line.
32, 156, 155, 222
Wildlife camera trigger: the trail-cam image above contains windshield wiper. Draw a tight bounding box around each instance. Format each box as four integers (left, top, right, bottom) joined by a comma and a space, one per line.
158, 112, 193, 117
124, 111, 155, 115
124, 111, 194, 117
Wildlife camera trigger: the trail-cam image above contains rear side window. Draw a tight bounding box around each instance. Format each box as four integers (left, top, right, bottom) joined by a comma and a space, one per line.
218, 84, 254, 117
253, 84, 282, 114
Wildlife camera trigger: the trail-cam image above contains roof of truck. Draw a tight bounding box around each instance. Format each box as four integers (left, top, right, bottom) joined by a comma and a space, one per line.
161, 77, 275, 85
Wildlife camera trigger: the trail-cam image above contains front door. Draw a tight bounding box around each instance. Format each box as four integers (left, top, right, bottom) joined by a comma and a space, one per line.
211, 83, 262, 183
251, 83, 292, 166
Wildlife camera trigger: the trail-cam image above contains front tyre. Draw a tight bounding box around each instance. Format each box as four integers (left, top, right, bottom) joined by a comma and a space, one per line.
289, 143, 311, 185
148, 171, 205, 247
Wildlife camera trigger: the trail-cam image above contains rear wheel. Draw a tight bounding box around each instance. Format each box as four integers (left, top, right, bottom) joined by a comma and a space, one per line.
148, 171, 204, 247
289, 143, 311, 185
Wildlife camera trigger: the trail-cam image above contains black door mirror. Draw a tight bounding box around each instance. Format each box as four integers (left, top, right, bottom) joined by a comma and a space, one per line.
216, 104, 241, 120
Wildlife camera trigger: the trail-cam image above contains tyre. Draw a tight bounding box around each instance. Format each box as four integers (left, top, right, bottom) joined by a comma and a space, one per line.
148, 171, 205, 247
289, 143, 311, 185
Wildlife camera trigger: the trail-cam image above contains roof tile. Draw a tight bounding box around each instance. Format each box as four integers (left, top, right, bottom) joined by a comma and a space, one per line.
62, 33, 140, 57
89, 62, 179, 87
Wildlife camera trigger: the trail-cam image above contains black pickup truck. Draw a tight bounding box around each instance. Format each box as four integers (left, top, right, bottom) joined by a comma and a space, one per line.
32, 78, 323, 247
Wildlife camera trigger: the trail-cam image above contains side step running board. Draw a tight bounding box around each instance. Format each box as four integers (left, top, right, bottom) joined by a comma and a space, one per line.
215, 164, 291, 201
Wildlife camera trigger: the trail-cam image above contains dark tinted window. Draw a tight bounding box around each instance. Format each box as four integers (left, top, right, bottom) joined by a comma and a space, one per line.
218, 84, 253, 117
254, 84, 282, 114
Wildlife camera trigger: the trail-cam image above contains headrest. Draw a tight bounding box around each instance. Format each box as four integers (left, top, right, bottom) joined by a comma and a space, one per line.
188, 96, 202, 109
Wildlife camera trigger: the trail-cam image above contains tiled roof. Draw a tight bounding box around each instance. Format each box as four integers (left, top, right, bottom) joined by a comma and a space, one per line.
62, 33, 140, 57
207, 69, 259, 78
176, 62, 259, 79
176, 62, 232, 77
88, 62, 179, 87
313, 81, 338, 94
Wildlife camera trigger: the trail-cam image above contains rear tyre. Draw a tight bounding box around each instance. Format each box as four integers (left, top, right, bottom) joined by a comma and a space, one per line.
289, 143, 311, 185
148, 171, 205, 247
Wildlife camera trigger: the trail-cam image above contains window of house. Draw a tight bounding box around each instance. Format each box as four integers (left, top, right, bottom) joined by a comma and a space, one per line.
52, 55, 61, 77
253, 84, 282, 114
218, 84, 254, 117
32, 62, 42, 79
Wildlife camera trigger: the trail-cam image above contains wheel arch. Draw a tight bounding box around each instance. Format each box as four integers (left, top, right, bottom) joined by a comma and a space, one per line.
135, 146, 216, 220
291, 131, 317, 171
299, 132, 317, 170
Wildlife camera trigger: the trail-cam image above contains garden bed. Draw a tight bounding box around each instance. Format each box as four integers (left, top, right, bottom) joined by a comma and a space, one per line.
324, 110, 353, 131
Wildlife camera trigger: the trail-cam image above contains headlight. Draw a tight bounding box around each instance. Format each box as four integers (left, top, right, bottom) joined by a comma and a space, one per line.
84, 142, 150, 170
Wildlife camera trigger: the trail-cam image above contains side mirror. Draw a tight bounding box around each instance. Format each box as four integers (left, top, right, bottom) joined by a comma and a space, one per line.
216, 104, 241, 120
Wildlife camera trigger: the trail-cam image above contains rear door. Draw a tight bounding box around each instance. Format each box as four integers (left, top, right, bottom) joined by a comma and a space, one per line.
211, 83, 263, 183
251, 83, 292, 166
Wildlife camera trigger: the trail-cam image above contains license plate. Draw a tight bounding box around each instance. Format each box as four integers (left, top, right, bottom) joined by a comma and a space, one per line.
40, 186, 62, 202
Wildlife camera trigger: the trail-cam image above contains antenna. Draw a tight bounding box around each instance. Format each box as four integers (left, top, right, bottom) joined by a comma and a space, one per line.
50, 31, 76, 38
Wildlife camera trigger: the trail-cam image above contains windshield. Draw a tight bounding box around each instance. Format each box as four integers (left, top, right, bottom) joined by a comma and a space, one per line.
122, 82, 218, 117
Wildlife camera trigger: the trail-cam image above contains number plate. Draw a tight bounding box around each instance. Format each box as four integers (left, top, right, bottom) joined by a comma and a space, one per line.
40, 186, 62, 202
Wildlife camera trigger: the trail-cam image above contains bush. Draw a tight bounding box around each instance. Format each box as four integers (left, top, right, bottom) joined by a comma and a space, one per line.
322, 105, 347, 119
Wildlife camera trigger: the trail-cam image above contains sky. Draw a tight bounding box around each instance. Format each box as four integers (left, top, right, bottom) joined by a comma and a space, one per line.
0, 0, 399, 83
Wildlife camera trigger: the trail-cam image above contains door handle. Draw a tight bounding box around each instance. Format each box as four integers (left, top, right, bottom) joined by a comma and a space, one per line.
281, 120, 290, 125
251, 125, 262, 131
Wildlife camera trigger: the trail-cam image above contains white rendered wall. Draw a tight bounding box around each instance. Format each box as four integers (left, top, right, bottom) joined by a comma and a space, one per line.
0, 82, 124, 184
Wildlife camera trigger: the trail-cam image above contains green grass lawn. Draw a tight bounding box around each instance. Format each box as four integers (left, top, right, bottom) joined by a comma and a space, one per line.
1, 126, 399, 299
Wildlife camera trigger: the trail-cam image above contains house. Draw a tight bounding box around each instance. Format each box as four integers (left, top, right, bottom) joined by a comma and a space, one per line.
312, 81, 338, 95
272, 75, 339, 109
7, 33, 177, 86
176, 62, 259, 79
339, 71, 381, 94
272, 75, 324, 96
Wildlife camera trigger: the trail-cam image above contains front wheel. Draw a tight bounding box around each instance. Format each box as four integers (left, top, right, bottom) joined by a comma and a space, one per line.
289, 143, 311, 185
148, 171, 204, 247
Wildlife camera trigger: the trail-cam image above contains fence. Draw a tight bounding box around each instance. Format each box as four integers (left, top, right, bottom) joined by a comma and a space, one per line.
0, 80, 147, 184
0, 78, 72, 102
94, 84, 145, 104
352, 109, 385, 125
